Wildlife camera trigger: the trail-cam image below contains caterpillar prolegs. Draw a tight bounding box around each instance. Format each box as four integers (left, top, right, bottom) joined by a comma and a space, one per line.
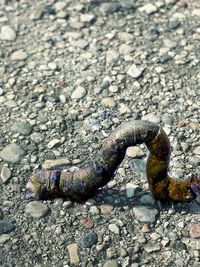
26, 120, 200, 202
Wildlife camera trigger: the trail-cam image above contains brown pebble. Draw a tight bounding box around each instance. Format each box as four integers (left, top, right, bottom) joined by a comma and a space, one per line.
141, 224, 151, 233
100, 204, 114, 214
80, 218, 94, 229
67, 243, 80, 265
190, 224, 200, 239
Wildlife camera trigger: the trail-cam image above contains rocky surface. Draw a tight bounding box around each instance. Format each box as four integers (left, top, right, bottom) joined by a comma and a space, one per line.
0, 0, 200, 266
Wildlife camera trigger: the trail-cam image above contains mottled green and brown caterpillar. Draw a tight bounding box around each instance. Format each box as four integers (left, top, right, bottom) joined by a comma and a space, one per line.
26, 120, 200, 202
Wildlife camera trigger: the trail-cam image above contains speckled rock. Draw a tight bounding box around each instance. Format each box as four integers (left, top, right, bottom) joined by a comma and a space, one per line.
0, 143, 25, 163
25, 201, 49, 219
133, 206, 158, 223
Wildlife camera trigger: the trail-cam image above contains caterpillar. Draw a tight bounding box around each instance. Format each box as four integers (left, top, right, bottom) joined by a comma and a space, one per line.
26, 120, 200, 202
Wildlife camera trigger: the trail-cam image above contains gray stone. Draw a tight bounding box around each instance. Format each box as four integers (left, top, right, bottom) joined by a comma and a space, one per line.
0, 25, 16, 41
0, 165, 12, 183
0, 221, 15, 234
194, 146, 200, 155
25, 201, 49, 219
127, 64, 144, 79
133, 206, 158, 223
47, 138, 61, 149
139, 194, 155, 206
0, 234, 10, 244
71, 86, 86, 100
78, 232, 98, 248
130, 159, 146, 174
139, 4, 158, 15
103, 260, 119, 267
10, 50, 28, 61
108, 224, 120, 234
144, 244, 161, 253
0, 143, 25, 163
126, 183, 139, 198
142, 113, 161, 124
11, 120, 33, 135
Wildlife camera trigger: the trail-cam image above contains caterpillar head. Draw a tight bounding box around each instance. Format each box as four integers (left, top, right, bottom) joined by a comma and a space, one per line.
26, 171, 52, 200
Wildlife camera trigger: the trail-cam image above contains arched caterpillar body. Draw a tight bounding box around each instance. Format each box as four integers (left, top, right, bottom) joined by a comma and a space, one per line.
26, 120, 200, 202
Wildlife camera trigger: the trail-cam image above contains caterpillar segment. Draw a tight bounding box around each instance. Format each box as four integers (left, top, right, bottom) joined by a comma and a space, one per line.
26, 120, 200, 202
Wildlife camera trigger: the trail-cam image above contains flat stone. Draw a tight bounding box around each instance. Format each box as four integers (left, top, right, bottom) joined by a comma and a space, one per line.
103, 260, 119, 267
42, 158, 70, 170
67, 243, 80, 265
108, 85, 118, 93
106, 49, 119, 65
142, 113, 160, 124
139, 194, 155, 206
130, 159, 146, 174
133, 206, 158, 223
71, 86, 86, 100
126, 183, 139, 198
0, 165, 12, 183
10, 50, 28, 61
0, 221, 15, 234
144, 244, 161, 253
194, 146, 200, 155
0, 25, 16, 41
101, 97, 116, 108
192, 9, 200, 17
78, 232, 98, 248
108, 224, 120, 234
126, 146, 144, 158
139, 4, 158, 15
80, 14, 95, 23
0, 234, 10, 244
190, 224, 200, 239
100, 204, 114, 214
127, 64, 144, 79
11, 120, 33, 135
47, 138, 61, 149
163, 39, 177, 49
0, 143, 25, 163
71, 39, 89, 49
25, 201, 49, 219
54, 1, 67, 11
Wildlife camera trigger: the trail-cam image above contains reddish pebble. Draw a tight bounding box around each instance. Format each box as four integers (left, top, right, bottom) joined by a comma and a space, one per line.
176, 1, 188, 8
80, 218, 94, 229
178, 121, 185, 127
190, 224, 200, 239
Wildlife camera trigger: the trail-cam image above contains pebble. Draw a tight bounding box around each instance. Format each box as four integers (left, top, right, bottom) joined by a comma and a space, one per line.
89, 206, 100, 215
144, 244, 161, 253
100, 204, 114, 214
101, 97, 116, 108
109, 224, 120, 235
139, 194, 155, 206
108, 85, 118, 93
0, 221, 15, 234
11, 120, 33, 135
103, 259, 119, 267
192, 9, 200, 17
47, 138, 61, 149
0, 165, 12, 183
193, 146, 200, 155
42, 158, 70, 170
139, 4, 158, 15
80, 14, 95, 23
106, 49, 119, 65
67, 243, 80, 265
10, 50, 28, 61
127, 64, 145, 79
126, 183, 139, 198
0, 143, 25, 163
0, 25, 16, 41
142, 113, 160, 124
189, 225, 200, 239
78, 232, 98, 248
126, 147, 144, 158
133, 206, 158, 223
54, 1, 67, 11
71, 86, 86, 100
0, 234, 11, 244
25, 201, 49, 219
80, 218, 94, 229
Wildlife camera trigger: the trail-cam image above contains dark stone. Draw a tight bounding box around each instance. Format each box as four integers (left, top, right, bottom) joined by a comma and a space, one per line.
0, 221, 15, 234
168, 20, 181, 30
79, 232, 98, 248
159, 54, 173, 64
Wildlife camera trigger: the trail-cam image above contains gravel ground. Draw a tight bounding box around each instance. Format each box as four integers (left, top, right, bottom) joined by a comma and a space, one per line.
0, 0, 200, 266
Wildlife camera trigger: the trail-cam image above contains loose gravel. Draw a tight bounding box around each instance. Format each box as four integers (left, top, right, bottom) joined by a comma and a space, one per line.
0, 0, 200, 267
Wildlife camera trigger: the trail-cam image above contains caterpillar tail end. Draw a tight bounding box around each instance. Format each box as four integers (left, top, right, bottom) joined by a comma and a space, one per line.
26, 171, 52, 200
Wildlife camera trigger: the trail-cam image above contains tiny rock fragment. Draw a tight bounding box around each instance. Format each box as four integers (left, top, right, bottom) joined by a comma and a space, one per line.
67, 243, 80, 265
127, 64, 144, 79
